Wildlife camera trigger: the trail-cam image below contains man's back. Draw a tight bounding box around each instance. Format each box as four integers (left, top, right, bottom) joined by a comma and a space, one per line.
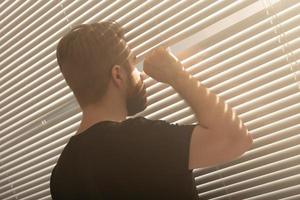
50, 116, 199, 200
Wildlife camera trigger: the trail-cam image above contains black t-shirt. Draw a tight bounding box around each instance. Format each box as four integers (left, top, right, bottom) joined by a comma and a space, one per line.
50, 116, 199, 200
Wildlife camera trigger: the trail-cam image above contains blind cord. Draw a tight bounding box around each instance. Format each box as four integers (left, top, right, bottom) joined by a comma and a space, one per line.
57, 0, 73, 31
263, 0, 300, 91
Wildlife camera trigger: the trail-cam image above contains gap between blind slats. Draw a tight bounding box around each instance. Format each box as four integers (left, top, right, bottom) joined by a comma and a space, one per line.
0, 115, 79, 168
124, 0, 217, 42
0, 124, 93, 189
0, 126, 76, 186
0, 79, 73, 133
0, 1, 79, 76
1, 0, 46, 36
0, 165, 54, 199
241, 91, 300, 123
0, 0, 16, 13
224, 71, 298, 111
0, 1, 26, 25
0, 165, 53, 200
281, 194, 300, 200
0, 57, 61, 109
63, 0, 138, 29
245, 185, 300, 200
98, 0, 149, 24
197, 159, 300, 197
0, 0, 85, 47
209, 173, 300, 199
117, 0, 195, 33
0, 1, 60, 55
0, 91, 75, 141
55, 0, 118, 28
116, 0, 168, 26
246, 101, 300, 130
234, 82, 299, 117
1, 102, 80, 153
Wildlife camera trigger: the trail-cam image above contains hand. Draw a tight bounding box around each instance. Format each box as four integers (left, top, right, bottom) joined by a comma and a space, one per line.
142, 45, 184, 85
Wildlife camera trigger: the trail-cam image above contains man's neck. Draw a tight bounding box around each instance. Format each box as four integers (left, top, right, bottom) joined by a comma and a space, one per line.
76, 101, 127, 134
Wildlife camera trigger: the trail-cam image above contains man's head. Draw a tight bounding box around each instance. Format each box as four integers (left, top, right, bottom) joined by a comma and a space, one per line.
56, 20, 147, 117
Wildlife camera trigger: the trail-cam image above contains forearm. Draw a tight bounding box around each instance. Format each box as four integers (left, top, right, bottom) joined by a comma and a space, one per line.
170, 67, 250, 140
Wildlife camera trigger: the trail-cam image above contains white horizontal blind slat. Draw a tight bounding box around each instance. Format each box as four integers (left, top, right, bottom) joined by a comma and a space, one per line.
1, 0, 63, 52
1, 0, 46, 36
0, 0, 28, 26
0, 1, 80, 77
278, 194, 300, 200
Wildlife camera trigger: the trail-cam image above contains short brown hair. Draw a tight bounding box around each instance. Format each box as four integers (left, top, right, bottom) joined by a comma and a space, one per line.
56, 20, 132, 108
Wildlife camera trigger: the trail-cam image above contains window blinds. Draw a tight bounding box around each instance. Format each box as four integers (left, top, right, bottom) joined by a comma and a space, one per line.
0, 0, 299, 199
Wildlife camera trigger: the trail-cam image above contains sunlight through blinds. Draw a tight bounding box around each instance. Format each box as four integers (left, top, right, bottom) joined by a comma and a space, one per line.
0, 0, 299, 199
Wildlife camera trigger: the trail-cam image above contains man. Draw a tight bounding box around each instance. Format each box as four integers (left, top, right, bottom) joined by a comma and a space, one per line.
50, 20, 253, 200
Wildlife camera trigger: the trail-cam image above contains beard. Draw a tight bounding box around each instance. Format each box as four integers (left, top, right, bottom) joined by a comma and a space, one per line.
125, 73, 148, 116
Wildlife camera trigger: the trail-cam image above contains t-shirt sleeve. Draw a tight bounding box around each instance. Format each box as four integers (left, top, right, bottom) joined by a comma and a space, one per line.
141, 117, 200, 172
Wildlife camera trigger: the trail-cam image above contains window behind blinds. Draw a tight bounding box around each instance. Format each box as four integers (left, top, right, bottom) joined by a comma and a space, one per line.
0, 0, 299, 199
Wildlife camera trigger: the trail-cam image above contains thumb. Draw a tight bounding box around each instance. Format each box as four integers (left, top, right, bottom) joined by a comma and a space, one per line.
140, 71, 148, 80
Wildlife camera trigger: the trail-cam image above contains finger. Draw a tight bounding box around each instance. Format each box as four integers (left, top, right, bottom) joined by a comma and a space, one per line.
162, 44, 170, 51
159, 44, 170, 53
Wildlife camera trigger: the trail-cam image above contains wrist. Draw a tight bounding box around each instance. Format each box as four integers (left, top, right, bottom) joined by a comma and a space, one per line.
169, 64, 187, 87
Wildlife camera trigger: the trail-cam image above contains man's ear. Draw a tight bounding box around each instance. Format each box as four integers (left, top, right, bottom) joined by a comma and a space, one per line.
111, 64, 126, 89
